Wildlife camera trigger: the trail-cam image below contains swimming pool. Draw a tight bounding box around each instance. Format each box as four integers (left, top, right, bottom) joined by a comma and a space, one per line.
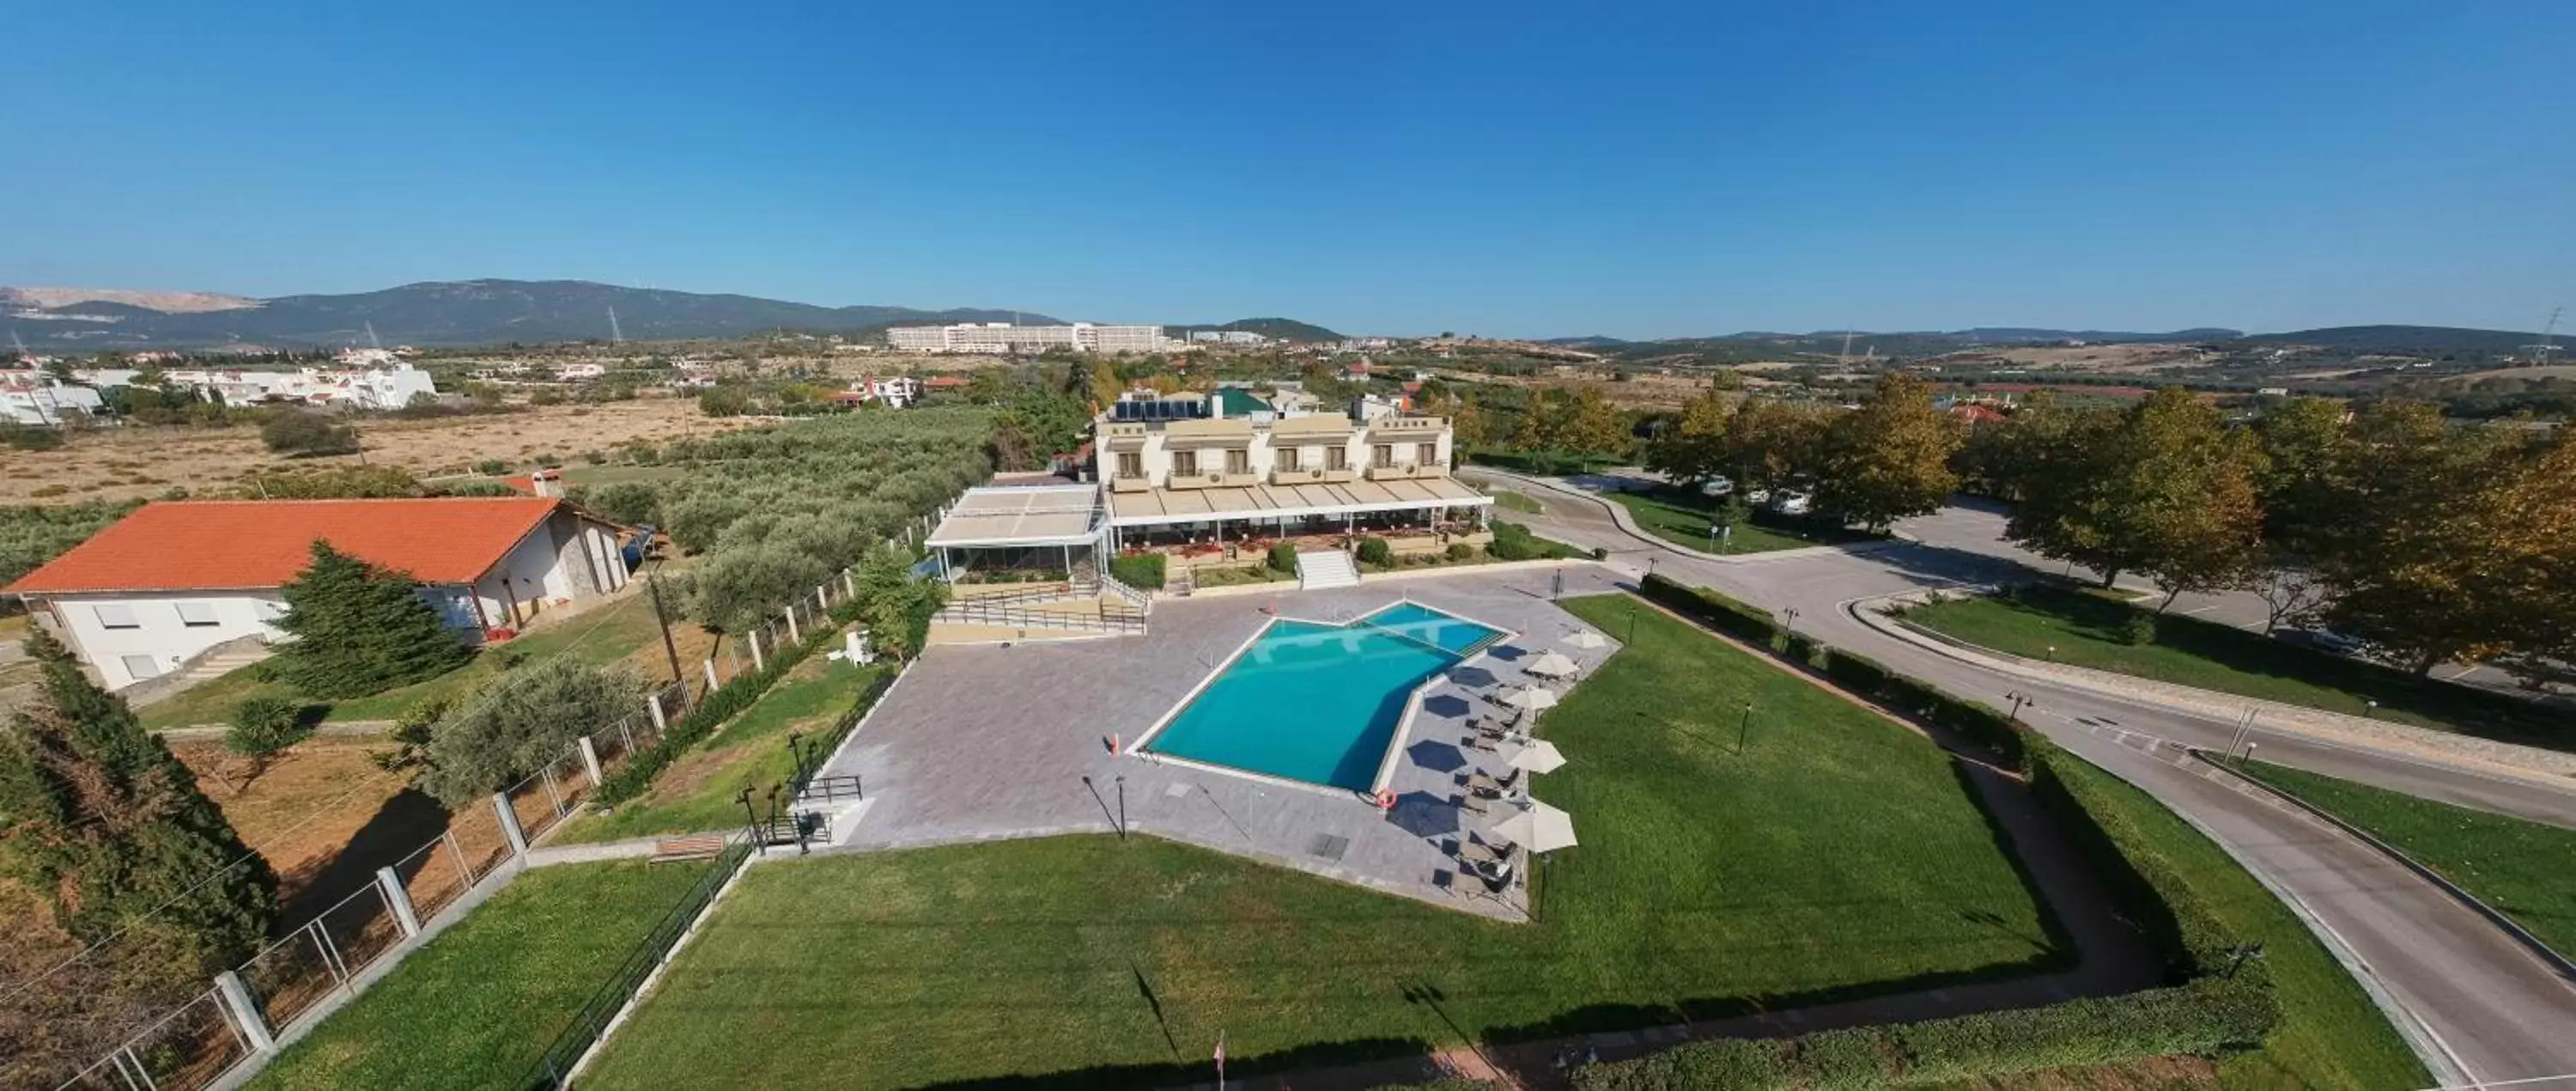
1139, 602, 1505, 792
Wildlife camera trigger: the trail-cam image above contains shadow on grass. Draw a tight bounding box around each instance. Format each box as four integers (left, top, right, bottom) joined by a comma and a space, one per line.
279, 787, 452, 924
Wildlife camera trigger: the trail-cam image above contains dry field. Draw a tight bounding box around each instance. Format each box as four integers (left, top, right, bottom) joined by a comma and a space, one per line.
1981, 343, 2215, 372
173, 736, 424, 914
1, 396, 756, 503
1425, 366, 1716, 410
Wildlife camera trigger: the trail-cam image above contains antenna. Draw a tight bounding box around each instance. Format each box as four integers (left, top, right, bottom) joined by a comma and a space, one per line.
2524, 307, 2562, 367
609, 306, 625, 344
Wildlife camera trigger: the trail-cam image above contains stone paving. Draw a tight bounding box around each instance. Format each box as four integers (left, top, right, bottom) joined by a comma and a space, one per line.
815, 564, 1634, 918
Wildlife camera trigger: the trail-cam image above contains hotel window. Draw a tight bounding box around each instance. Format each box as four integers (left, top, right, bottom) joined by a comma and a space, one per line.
1224, 448, 1249, 475
94, 604, 141, 630
1277, 447, 1302, 472
1116, 452, 1142, 478
1326, 447, 1347, 471
175, 602, 221, 628
120, 655, 163, 680
1174, 449, 1200, 477
1417, 442, 1437, 468
1372, 444, 1394, 468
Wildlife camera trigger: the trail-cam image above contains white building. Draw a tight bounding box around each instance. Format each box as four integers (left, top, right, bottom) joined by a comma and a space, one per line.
73, 363, 440, 411
887, 322, 1174, 356
0, 371, 107, 426
5, 497, 630, 691
852, 375, 921, 407
1189, 330, 1272, 345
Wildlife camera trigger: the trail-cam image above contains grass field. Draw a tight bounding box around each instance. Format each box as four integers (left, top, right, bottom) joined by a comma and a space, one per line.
1491, 489, 1545, 514
2041, 752, 2426, 1090
1902, 586, 2575, 750
1607, 489, 1879, 556
578, 593, 2061, 1088
2239, 761, 2576, 960
559, 656, 890, 844
247, 860, 708, 1091
137, 588, 694, 731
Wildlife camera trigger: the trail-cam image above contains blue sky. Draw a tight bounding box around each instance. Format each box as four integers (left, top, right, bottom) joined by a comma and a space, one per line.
4, 0, 2569, 338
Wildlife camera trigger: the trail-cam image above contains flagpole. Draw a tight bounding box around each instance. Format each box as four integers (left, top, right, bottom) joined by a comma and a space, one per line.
1215, 1029, 1226, 1091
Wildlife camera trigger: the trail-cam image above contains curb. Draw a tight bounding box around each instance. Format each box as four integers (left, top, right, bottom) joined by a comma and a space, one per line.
2190, 749, 2576, 984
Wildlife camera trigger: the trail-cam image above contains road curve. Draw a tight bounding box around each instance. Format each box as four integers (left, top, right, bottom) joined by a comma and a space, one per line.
1468, 468, 2576, 1086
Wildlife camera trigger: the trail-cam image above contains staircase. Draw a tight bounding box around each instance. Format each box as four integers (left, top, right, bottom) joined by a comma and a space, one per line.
123, 637, 273, 709
1295, 549, 1361, 591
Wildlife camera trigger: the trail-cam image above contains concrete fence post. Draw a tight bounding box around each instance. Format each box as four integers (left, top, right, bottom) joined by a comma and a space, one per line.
215, 969, 277, 1055
646, 692, 668, 734
786, 604, 801, 646
702, 657, 720, 692
493, 793, 529, 857
749, 629, 767, 673
844, 570, 857, 600
577, 735, 606, 787
817, 583, 829, 612
375, 866, 422, 938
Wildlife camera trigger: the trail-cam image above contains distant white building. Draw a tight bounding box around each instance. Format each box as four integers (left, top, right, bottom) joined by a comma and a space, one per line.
887, 322, 1174, 356
0, 371, 106, 426
852, 375, 921, 407
76, 363, 441, 411
1189, 330, 1272, 345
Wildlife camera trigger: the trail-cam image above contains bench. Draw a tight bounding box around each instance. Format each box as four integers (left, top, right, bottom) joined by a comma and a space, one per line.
648, 835, 727, 863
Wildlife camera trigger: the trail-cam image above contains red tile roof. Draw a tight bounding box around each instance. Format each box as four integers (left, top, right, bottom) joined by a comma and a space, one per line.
6, 498, 577, 595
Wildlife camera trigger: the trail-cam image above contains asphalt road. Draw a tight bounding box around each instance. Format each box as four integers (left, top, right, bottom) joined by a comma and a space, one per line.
1471, 467, 2576, 1087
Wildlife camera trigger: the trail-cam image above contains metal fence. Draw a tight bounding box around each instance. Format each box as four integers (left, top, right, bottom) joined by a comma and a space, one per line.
523, 837, 756, 1088
46, 561, 877, 1091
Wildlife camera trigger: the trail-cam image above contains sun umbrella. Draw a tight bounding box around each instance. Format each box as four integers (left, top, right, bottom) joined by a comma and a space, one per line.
1492, 801, 1578, 853
1508, 739, 1567, 774
1563, 631, 1609, 650
1526, 652, 1578, 679
1500, 686, 1558, 711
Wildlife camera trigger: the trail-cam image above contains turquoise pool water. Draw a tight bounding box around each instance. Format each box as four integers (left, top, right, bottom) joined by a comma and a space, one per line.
1142, 603, 1504, 791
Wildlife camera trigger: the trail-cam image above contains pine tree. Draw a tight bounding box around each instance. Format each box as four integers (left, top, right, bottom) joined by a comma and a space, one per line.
0, 631, 278, 990
272, 539, 474, 698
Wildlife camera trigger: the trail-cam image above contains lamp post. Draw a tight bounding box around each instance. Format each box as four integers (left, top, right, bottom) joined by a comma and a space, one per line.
1781, 607, 1801, 634
786, 731, 807, 783
1738, 702, 1753, 754
2005, 691, 2033, 724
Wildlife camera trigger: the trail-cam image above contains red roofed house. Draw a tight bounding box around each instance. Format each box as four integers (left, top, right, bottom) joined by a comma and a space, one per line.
5, 497, 629, 691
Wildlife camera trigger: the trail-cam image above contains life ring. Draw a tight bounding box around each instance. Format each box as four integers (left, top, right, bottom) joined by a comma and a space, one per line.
1374, 789, 1397, 811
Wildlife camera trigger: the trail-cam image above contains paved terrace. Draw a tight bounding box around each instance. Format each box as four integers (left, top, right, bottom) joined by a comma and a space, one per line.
817, 564, 1634, 918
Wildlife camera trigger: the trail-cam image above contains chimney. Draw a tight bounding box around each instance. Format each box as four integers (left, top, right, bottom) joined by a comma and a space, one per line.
532, 468, 565, 498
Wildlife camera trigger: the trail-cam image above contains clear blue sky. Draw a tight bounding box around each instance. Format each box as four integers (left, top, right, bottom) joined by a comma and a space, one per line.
5, 0, 2570, 339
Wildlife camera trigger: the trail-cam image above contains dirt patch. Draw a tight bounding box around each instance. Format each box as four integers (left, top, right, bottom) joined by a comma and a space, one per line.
1, 395, 756, 503
173, 736, 422, 911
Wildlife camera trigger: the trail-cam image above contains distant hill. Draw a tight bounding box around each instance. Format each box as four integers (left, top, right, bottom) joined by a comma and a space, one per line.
1163, 317, 1343, 343
1951, 326, 2241, 344
3, 279, 1056, 349
1540, 335, 1634, 348
2239, 325, 2545, 354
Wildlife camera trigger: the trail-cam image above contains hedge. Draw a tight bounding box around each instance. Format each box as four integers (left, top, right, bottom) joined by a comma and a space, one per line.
1638, 573, 1777, 646
1802, 647, 2028, 770
593, 597, 866, 807
1110, 552, 1166, 589
1572, 978, 2272, 1091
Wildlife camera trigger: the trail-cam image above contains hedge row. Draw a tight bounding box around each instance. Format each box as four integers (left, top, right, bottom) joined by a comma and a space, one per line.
1110, 552, 1166, 590
1808, 648, 2029, 769
1638, 573, 1777, 645
593, 597, 866, 807
1571, 977, 2272, 1091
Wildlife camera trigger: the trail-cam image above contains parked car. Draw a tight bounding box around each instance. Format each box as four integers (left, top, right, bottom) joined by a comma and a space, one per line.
1743, 487, 1772, 507
1698, 475, 1735, 497
2293, 627, 2367, 655
1772, 491, 1814, 515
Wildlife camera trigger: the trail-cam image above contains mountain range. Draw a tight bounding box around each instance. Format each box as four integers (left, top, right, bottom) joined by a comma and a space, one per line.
0, 280, 1067, 350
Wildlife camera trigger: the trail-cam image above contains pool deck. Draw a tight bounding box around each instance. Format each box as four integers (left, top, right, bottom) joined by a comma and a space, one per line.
813, 564, 1632, 919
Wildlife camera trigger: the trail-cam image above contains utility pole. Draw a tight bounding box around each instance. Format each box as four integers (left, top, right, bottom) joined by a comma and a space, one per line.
647, 576, 688, 698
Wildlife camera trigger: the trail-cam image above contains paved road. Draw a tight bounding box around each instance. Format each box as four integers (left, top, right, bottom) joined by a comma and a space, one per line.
1471, 468, 2576, 1087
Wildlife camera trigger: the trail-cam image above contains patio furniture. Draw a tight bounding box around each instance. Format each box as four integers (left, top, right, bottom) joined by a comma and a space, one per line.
1464, 855, 1515, 893
1527, 652, 1579, 679
1508, 740, 1567, 775
1492, 801, 1579, 853
1564, 631, 1610, 650
1468, 769, 1522, 799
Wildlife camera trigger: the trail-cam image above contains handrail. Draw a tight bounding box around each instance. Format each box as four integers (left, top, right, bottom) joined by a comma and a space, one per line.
1097, 572, 1153, 613
937, 599, 1146, 633
947, 581, 1076, 606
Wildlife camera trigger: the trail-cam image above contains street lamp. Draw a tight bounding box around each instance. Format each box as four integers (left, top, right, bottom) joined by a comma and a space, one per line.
1781, 607, 1801, 634
1738, 702, 1753, 753
2044, 644, 2057, 663
2005, 691, 2033, 724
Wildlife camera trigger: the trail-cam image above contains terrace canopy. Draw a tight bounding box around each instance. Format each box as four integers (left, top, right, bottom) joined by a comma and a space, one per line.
1103, 477, 1494, 550
922, 484, 1106, 583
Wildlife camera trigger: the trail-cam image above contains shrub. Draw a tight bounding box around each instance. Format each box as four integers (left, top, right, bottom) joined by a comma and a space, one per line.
421, 660, 643, 808
1488, 525, 1538, 561
1267, 542, 1300, 573
580, 449, 607, 465
588, 481, 663, 527
226, 696, 310, 766
2121, 613, 2159, 646
1638, 573, 1776, 646
1445, 542, 1475, 561
1590, 546, 1609, 560
1, 423, 65, 451
1357, 537, 1394, 566
1111, 552, 1166, 590
29, 484, 70, 497
259, 410, 359, 457
475, 459, 509, 475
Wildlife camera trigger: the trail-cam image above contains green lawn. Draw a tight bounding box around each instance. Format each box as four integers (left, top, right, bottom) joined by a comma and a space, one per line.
1607, 489, 1880, 556
578, 593, 2062, 1088
137, 590, 669, 731
2239, 761, 2576, 960
2042, 752, 2426, 1091
559, 657, 890, 844
1903, 586, 2576, 751
1491, 489, 1545, 514
248, 860, 709, 1091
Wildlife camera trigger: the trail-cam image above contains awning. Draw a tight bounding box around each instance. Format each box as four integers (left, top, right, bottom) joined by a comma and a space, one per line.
926, 485, 1104, 548
1106, 477, 1492, 527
